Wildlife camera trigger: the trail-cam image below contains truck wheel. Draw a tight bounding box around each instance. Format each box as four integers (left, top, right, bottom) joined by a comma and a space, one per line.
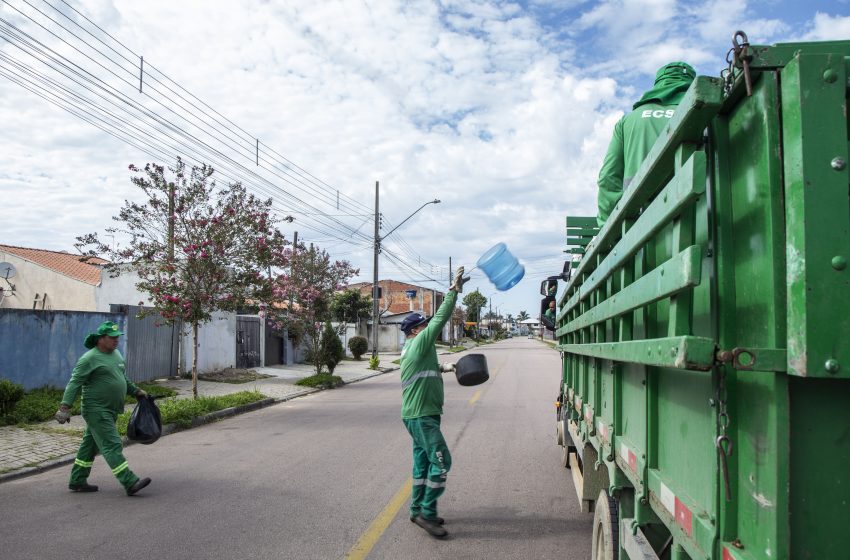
591, 489, 619, 560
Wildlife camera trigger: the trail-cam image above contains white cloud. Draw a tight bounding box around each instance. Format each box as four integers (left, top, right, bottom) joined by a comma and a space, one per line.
1, 0, 848, 314
799, 12, 850, 40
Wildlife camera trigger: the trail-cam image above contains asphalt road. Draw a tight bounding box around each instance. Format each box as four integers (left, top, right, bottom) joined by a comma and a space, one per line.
0, 338, 592, 560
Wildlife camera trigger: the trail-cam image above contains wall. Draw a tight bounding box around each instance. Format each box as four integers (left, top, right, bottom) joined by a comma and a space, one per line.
179, 312, 237, 373
0, 309, 126, 389
96, 269, 152, 311
366, 323, 404, 353
0, 252, 96, 311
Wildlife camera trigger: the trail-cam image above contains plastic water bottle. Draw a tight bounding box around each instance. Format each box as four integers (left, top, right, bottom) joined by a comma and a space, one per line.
477, 242, 525, 291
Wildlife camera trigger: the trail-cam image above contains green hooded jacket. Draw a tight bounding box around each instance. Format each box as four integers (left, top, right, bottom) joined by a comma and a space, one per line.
596, 62, 695, 226
399, 290, 457, 419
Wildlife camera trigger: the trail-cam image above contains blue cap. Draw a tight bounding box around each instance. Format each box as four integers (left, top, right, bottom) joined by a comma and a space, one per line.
400, 313, 429, 334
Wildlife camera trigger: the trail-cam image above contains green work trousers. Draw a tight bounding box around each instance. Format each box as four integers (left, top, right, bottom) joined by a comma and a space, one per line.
403, 415, 451, 520
69, 409, 139, 490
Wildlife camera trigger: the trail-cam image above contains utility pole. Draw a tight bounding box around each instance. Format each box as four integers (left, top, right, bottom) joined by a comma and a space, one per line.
448, 257, 453, 346
372, 181, 380, 359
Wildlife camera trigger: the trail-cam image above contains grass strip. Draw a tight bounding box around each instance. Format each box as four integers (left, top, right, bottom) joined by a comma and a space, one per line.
116, 390, 267, 433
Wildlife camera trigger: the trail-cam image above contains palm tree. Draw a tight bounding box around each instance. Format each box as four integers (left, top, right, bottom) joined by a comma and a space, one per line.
517, 310, 530, 321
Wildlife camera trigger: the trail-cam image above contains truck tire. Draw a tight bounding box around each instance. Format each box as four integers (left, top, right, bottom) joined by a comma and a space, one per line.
591, 489, 619, 560
561, 443, 571, 468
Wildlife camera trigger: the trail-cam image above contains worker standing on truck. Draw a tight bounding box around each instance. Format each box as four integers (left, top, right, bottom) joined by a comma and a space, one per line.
597, 62, 696, 226
55, 321, 152, 496
399, 266, 468, 539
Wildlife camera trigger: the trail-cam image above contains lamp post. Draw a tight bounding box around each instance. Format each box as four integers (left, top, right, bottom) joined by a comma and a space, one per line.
371, 181, 440, 359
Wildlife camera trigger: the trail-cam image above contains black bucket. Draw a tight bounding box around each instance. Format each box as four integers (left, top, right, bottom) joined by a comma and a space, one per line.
455, 354, 489, 386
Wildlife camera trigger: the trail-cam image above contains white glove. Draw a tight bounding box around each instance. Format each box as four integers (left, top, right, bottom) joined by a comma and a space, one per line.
450, 266, 469, 293
55, 407, 71, 424
439, 363, 456, 373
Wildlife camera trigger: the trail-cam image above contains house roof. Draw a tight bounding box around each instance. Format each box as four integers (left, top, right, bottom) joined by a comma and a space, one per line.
0, 244, 108, 286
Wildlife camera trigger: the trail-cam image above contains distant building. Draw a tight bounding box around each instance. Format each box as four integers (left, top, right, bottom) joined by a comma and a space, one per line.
349, 279, 445, 316
0, 244, 107, 311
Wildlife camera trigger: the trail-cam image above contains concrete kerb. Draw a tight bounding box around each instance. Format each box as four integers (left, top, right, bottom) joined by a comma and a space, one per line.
0, 366, 398, 484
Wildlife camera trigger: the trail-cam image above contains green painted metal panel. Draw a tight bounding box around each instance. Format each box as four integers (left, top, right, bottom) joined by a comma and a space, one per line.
558, 336, 715, 370
561, 151, 706, 318
566, 216, 598, 227
559, 245, 702, 335
789, 377, 850, 559
781, 54, 850, 378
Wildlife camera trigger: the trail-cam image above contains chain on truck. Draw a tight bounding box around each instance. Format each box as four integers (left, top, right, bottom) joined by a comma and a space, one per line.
543, 32, 850, 560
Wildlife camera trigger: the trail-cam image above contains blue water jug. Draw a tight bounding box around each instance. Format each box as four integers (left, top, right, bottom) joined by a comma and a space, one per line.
477, 242, 525, 291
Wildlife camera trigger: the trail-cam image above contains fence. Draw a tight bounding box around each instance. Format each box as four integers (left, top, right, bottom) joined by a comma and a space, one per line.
0, 309, 126, 389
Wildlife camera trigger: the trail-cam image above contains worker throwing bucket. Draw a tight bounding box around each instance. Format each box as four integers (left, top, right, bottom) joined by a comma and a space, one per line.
476, 242, 525, 291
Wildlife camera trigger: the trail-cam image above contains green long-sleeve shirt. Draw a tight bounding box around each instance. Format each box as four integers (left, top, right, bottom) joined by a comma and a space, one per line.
596, 102, 679, 227
61, 348, 139, 414
399, 290, 457, 419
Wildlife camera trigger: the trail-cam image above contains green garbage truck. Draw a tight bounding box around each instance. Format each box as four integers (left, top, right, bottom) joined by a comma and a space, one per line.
546, 34, 850, 560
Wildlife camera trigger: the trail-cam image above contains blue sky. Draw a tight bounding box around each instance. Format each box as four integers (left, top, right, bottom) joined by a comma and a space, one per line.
0, 0, 848, 317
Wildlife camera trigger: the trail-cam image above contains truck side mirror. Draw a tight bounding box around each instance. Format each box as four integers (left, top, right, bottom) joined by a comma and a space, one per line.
540, 278, 558, 297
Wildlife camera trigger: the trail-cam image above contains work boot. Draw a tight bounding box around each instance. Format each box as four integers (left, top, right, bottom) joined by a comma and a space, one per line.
410, 515, 444, 525
126, 477, 151, 496
413, 515, 448, 538
69, 483, 98, 492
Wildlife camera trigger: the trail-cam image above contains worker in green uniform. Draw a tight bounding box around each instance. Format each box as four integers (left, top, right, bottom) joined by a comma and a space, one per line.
597, 62, 696, 226
400, 266, 468, 539
55, 321, 152, 496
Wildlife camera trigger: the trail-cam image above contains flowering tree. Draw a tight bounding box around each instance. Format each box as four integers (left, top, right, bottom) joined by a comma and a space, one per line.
269, 243, 357, 375
76, 159, 291, 397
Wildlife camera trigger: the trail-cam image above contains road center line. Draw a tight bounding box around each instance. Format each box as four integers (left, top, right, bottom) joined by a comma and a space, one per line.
469, 389, 482, 405
346, 477, 412, 560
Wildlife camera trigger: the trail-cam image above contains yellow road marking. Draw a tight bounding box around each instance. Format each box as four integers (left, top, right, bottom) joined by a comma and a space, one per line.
346, 478, 412, 560
468, 389, 482, 405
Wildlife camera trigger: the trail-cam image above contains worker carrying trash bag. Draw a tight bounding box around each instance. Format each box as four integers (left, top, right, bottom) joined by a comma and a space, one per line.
54, 321, 152, 496
596, 62, 696, 226
399, 266, 469, 539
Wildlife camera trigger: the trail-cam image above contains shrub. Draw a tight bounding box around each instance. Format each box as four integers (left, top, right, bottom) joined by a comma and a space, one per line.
368, 355, 380, 370
320, 322, 345, 374
0, 379, 24, 416
348, 336, 368, 360
295, 373, 343, 389
0, 383, 175, 426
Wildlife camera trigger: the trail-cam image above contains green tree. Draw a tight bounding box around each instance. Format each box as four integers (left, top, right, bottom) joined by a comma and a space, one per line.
517, 310, 530, 322
270, 244, 357, 375
330, 289, 372, 350
462, 290, 487, 340
320, 321, 345, 373
76, 159, 291, 398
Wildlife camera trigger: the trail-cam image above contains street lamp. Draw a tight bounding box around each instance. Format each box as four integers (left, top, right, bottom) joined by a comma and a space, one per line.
371, 182, 440, 358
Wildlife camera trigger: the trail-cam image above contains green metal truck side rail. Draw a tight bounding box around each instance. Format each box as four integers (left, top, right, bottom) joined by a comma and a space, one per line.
556, 39, 850, 560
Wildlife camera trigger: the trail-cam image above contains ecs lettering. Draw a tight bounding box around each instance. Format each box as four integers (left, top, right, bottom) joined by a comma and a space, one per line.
641, 109, 675, 119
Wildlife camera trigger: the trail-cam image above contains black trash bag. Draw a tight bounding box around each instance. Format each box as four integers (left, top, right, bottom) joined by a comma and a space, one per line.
127, 396, 162, 445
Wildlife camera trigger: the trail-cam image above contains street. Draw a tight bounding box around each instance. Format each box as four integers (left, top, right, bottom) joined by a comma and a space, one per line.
0, 338, 592, 560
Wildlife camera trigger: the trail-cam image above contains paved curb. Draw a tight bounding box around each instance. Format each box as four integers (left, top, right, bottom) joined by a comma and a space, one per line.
0, 367, 395, 484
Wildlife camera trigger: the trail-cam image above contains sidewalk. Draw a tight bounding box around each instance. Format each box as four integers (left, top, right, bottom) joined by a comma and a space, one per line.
0, 353, 402, 483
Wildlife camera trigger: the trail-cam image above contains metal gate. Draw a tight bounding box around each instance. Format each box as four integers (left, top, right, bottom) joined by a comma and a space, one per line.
236, 316, 261, 369
112, 305, 180, 383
